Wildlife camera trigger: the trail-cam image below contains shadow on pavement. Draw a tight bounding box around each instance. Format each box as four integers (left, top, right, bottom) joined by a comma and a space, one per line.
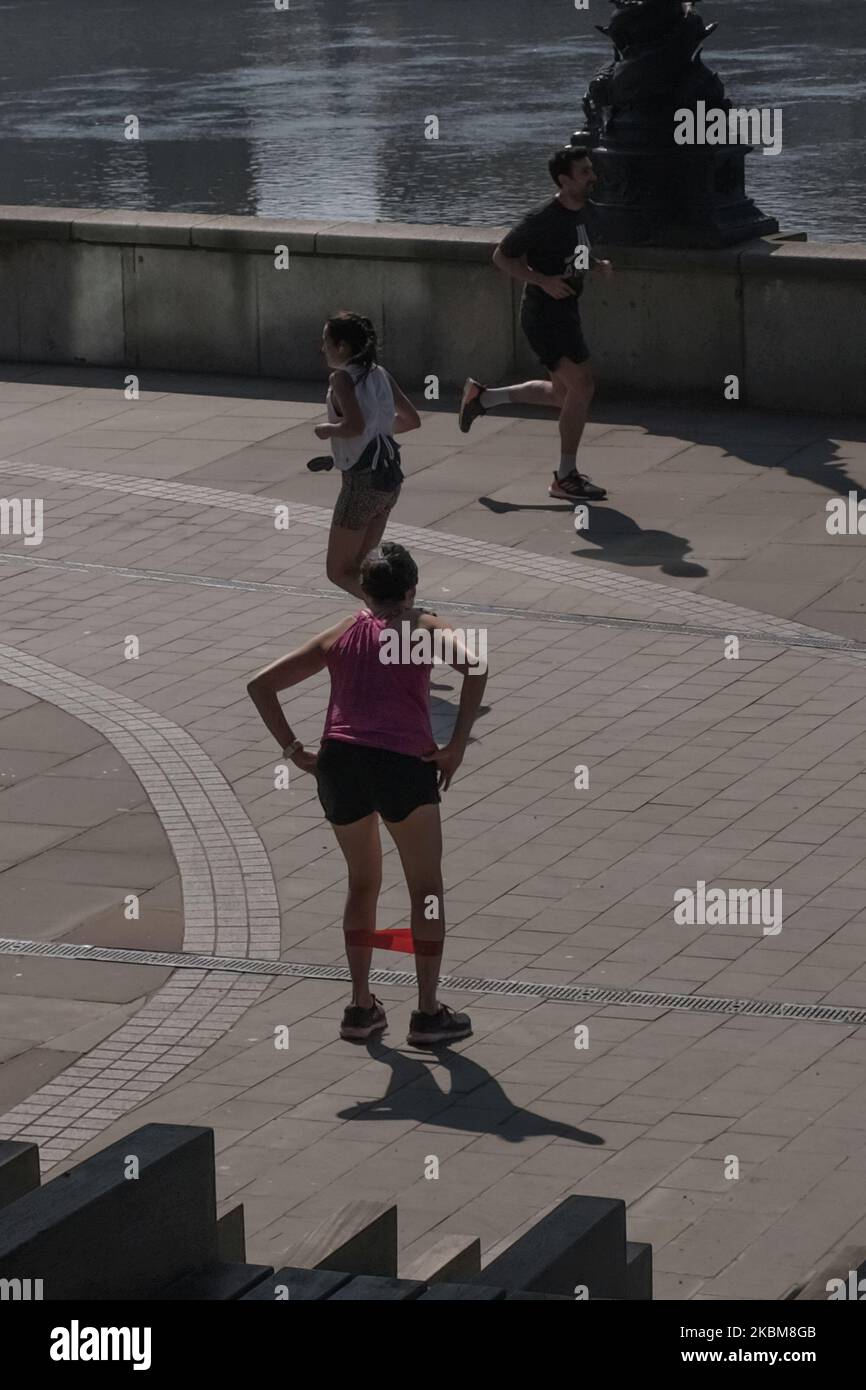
479, 495, 707, 579
657, 412, 866, 501
572, 506, 708, 578
335, 1037, 604, 1146
479, 496, 572, 515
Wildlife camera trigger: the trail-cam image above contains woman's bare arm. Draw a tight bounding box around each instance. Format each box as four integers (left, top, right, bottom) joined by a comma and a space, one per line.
246, 617, 353, 752
387, 372, 422, 434
318, 371, 366, 440
417, 613, 488, 789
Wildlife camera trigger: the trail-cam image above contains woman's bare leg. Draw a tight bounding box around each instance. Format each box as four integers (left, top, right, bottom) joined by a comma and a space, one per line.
326, 498, 395, 600
357, 505, 390, 564
331, 813, 382, 1007
325, 524, 368, 600
383, 802, 444, 1014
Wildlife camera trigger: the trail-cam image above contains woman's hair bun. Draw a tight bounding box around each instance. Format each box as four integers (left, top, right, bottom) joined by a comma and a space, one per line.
360, 542, 418, 602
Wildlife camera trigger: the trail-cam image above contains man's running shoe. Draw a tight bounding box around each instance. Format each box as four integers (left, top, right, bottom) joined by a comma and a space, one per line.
340, 996, 388, 1041
407, 1004, 473, 1047
307, 455, 334, 472
549, 471, 607, 501
458, 379, 487, 434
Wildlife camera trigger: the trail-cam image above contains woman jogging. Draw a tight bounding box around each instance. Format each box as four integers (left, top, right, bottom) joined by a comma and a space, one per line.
308, 312, 421, 599
246, 542, 487, 1046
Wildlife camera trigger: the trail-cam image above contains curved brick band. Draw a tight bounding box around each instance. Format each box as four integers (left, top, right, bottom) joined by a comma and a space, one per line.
0, 458, 834, 646
0, 642, 281, 1168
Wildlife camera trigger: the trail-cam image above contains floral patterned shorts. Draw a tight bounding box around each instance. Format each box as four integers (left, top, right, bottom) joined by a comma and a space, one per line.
333, 467, 401, 531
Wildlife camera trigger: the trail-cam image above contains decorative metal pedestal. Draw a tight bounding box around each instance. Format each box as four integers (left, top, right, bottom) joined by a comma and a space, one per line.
575, 0, 779, 247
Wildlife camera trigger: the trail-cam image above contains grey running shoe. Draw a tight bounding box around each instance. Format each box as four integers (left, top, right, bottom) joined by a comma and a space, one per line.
407, 1004, 473, 1046
458, 378, 487, 434
340, 996, 388, 1041
548, 470, 607, 501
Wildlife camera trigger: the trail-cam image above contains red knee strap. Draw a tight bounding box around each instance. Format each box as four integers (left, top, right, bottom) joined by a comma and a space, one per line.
344, 928, 443, 956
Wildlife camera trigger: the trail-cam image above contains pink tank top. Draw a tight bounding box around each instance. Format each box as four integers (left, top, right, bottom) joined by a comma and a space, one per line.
323, 611, 434, 757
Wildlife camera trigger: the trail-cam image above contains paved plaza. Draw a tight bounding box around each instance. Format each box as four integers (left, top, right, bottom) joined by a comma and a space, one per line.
1, 364, 866, 1298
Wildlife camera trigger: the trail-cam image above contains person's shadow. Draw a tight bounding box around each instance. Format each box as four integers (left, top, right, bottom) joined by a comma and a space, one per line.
477, 411, 866, 582
336, 1037, 604, 1146
572, 505, 708, 578
480, 495, 707, 578
430, 691, 490, 744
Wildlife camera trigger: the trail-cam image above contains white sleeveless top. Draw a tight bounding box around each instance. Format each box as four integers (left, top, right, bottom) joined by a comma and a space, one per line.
327, 363, 397, 471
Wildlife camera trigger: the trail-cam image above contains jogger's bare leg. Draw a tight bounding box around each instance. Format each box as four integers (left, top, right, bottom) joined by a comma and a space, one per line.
357, 506, 390, 564
500, 379, 560, 408
551, 358, 595, 459
326, 500, 395, 599
326, 523, 368, 599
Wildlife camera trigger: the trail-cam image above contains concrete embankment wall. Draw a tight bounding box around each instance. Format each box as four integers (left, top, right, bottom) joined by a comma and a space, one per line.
0, 206, 863, 414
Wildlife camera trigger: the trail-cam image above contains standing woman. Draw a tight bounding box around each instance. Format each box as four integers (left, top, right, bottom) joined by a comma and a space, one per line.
309, 312, 421, 599
247, 542, 487, 1046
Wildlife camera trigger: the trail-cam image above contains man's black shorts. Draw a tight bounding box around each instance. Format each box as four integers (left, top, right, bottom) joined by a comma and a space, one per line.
520, 300, 590, 371
315, 739, 440, 826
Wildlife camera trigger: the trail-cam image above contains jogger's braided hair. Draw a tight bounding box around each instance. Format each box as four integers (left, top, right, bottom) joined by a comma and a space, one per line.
326, 311, 378, 381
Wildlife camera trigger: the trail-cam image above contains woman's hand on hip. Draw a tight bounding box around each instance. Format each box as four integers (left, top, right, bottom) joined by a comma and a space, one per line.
421, 742, 463, 791
290, 747, 319, 775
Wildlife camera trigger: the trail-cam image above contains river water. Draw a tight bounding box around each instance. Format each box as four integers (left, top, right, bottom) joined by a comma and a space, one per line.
2, 0, 864, 241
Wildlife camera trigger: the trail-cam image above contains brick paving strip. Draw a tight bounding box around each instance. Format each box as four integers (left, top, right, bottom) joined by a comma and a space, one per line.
0, 643, 279, 1165
6, 550, 866, 661
0, 457, 837, 644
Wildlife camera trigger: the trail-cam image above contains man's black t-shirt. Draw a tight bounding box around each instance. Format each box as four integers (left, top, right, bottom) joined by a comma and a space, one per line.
499, 197, 594, 313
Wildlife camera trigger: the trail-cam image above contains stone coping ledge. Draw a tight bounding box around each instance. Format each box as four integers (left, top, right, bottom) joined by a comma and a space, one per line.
0, 205, 864, 276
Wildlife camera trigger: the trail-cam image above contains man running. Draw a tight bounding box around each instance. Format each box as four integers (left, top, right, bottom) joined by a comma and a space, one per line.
459, 146, 613, 502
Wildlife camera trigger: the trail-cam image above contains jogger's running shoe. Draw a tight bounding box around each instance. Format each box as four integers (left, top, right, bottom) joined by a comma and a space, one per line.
458, 378, 487, 434
407, 1004, 473, 1047
340, 996, 388, 1041
307, 455, 334, 472
548, 471, 607, 501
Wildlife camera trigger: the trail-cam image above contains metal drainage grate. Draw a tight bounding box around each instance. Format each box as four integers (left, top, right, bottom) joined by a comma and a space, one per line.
3, 937, 866, 1027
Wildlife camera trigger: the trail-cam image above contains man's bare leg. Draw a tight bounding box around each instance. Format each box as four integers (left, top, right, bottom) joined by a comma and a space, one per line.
553, 358, 595, 457
547, 358, 605, 499
486, 379, 559, 408
459, 374, 563, 431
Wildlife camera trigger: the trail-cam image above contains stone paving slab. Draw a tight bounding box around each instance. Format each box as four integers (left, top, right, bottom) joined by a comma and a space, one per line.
1, 365, 866, 1296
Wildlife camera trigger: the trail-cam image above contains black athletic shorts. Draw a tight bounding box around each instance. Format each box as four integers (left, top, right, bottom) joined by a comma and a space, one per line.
520, 300, 590, 371
315, 739, 440, 826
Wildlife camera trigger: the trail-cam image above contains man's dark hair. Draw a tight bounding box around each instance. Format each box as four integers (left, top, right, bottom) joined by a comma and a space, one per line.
360, 542, 418, 602
549, 146, 590, 187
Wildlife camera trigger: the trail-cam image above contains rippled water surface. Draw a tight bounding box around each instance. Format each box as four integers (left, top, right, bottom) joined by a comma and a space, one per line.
1, 0, 864, 240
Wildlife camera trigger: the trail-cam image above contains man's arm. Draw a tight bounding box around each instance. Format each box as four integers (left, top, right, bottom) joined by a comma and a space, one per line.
492, 245, 576, 300
589, 254, 614, 278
